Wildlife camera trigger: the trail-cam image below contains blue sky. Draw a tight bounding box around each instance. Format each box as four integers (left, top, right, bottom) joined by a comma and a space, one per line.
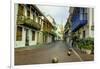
36, 5, 70, 26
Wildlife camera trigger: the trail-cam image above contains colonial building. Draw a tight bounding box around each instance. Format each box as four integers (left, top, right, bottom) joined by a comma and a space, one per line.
56, 24, 64, 40
46, 15, 57, 41
64, 15, 72, 46
64, 7, 94, 47
42, 17, 56, 44
15, 4, 56, 48
70, 7, 94, 39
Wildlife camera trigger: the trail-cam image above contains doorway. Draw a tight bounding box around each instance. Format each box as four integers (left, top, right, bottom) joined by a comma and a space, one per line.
25, 29, 29, 46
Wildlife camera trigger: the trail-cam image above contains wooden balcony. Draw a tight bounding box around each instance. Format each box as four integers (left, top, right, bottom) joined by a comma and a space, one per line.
17, 15, 41, 30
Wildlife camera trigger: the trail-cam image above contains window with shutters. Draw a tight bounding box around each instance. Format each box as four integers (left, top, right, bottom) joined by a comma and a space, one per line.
16, 26, 22, 41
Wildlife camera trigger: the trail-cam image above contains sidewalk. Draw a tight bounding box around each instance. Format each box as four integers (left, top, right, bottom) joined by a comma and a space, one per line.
15, 41, 57, 52
73, 48, 94, 61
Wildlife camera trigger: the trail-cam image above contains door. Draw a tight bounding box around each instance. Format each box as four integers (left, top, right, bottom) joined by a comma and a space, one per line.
37, 32, 39, 44
25, 29, 29, 46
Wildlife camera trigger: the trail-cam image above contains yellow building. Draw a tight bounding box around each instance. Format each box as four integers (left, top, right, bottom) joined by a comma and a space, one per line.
15, 4, 55, 48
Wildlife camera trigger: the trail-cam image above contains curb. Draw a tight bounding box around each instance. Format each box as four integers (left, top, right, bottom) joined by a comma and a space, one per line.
71, 48, 83, 61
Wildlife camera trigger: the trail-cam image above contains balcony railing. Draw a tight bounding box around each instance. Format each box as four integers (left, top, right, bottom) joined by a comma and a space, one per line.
17, 15, 25, 24
17, 15, 41, 30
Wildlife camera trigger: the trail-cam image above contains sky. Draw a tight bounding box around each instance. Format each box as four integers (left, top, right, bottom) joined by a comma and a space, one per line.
36, 5, 70, 26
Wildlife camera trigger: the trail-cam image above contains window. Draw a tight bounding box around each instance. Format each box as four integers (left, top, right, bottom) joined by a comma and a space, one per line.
80, 8, 87, 20
80, 13, 83, 20
83, 8, 87, 20
27, 10, 30, 17
36, 12, 39, 23
16, 26, 22, 41
18, 4, 24, 16
83, 13, 87, 20
80, 8, 84, 14
26, 5, 30, 17
33, 12, 36, 21
32, 31, 35, 40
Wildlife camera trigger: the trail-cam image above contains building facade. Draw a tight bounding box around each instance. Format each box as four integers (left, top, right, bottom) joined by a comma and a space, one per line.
15, 4, 56, 48
64, 15, 72, 47
64, 7, 94, 48
71, 7, 94, 39
56, 24, 64, 40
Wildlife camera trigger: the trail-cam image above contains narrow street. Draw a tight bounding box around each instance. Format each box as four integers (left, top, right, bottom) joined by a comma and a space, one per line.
15, 40, 82, 65
15, 4, 94, 66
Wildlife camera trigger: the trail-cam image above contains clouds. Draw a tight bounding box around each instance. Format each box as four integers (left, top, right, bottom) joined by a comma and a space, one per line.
36, 5, 69, 26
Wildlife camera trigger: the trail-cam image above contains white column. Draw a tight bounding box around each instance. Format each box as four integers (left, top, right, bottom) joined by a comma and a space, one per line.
88, 8, 93, 37
24, 5, 27, 17
14, 4, 18, 48
30, 6, 33, 19
14, 4, 18, 27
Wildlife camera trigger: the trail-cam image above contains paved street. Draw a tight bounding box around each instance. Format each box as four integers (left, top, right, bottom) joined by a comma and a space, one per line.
73, 48, 94, 61
15, 40, 93, 65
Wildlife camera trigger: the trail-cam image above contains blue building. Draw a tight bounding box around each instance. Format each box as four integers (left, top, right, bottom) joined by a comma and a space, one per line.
71, 7, 88, 32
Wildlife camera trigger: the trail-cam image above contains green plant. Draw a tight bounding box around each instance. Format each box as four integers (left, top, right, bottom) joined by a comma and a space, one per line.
77, 37, 94, 50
